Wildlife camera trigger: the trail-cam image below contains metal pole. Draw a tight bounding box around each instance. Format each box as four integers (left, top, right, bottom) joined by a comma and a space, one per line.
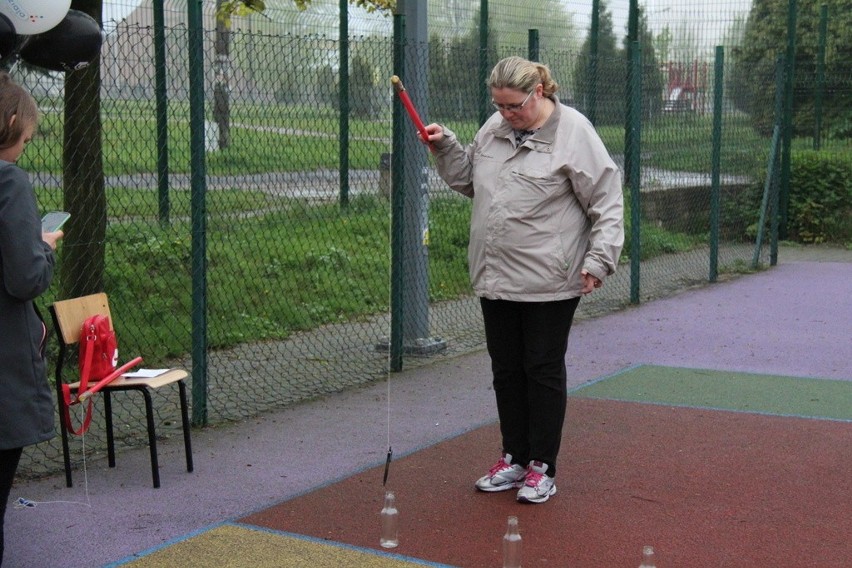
754, 56, 785, 268
527, 29, 539, 62
623, 0, 639, 184
709, 46, 724, 282
478, 0, 489, 126
187, 0, 208, 426
588, 0, 600, 125
629, 41, 642, 305
389, 9, 405, 371
778, 0, 797, 240
400, 0, 444, 355
770, 55, 785, 267
339, 0, 350, 209
813, 4, 827, 150
753, 127, 781, 269
154, 0, 169, 226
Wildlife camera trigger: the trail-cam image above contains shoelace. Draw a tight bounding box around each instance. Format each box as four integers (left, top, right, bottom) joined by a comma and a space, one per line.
524, 469, 545, 487
489, 459, 512, 476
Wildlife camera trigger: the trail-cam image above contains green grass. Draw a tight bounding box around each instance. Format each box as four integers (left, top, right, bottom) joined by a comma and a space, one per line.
24, 101, 392, 175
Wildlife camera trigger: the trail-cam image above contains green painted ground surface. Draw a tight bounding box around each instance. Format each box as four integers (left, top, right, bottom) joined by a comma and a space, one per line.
570, 365, 852, 421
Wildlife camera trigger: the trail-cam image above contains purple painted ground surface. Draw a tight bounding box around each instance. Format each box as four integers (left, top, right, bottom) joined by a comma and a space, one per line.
5, 259, 850, 568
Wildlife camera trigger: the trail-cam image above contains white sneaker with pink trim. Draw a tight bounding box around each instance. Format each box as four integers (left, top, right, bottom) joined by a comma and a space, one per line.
474, 453, 527, 492
516, 460, 556, 503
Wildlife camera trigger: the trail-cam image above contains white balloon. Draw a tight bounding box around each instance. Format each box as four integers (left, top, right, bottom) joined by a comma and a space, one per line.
0, 0, 72, 35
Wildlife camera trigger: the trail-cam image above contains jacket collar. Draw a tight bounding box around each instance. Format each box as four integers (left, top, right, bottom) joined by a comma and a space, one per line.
492, 95, 562, 153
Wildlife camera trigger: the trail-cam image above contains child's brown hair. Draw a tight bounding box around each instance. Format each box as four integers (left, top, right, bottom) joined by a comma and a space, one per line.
0, 72, 39, 150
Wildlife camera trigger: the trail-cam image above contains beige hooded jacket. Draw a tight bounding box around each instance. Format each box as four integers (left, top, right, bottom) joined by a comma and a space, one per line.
431, 97, 624, 301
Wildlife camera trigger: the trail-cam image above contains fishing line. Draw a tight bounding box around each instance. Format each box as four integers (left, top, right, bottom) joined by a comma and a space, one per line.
17, 403, 92, 510
383, 184, 394, 488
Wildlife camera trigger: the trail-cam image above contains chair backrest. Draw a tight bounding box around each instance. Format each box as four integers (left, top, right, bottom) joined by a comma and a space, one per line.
52, 293, 113, 346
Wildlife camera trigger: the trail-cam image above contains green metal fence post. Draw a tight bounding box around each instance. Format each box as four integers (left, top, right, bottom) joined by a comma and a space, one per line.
709, 46, 724, 282
389, 7, 406, 372
753, 128, 782, 269
629, 41, 642, 305
623, 0, 639, 185
770, 55, 785, 267
754, 55, 786, 269
528, 29, 539, 62
154, 0, 170, 227
188, 0, 208, 426
339, 0, 350, 209
588, 0, 600, 125
778, 0, 797, 240
813, 4, 827, 150
478, 0, 489, 127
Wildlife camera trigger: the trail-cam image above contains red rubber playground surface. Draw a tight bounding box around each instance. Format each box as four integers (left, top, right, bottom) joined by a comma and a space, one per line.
6, 256, 851, 568
242, 392, 850, 567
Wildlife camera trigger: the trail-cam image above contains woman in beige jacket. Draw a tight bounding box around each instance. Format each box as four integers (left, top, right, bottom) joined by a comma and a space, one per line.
422, 56, 624, 504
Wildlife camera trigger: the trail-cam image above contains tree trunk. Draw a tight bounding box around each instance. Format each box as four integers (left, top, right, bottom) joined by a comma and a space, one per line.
61, 0, 106, 299
214, 0, 231, 149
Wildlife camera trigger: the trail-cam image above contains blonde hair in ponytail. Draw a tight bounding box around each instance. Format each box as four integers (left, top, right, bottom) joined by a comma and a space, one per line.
487, 56, 559, 97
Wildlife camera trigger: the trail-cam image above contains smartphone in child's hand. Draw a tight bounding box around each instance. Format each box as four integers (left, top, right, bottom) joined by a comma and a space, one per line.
41, 211, 71, 233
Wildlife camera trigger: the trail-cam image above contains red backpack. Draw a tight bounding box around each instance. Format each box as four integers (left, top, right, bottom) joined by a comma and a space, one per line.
79, 315, 118, 381
61, 315, 141, 435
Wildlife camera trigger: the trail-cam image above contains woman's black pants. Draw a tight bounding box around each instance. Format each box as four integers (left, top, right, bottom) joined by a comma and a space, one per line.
0, 447, 23, 567
480, 296, 580, 478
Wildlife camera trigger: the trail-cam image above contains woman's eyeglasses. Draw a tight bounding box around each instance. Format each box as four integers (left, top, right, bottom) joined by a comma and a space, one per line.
492, 88, 535, 112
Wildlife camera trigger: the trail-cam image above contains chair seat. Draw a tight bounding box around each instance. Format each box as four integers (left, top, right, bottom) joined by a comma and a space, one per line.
66, 368, 188, 391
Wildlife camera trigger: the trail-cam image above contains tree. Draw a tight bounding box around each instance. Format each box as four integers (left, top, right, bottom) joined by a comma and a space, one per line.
655, 25, 672, 65
623, 6, 663, 121
426, 0, 576, 121
730, 0, 852, 137
61, 0, 107, 299
573, 2, 664, 126
573, 0, 623, 125
428, 13, 498, 122
215, 0, 396, 147
218, 0, 395, 25
214, 0, 232, 149
350, 53, 378, 117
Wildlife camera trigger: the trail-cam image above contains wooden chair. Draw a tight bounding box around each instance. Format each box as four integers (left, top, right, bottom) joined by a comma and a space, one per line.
49, 292, 193, 488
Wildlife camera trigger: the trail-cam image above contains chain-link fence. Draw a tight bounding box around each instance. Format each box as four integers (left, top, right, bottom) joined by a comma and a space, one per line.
11, 0, 849, 478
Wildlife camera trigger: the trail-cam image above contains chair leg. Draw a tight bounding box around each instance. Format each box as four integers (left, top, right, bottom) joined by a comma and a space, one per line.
104, 391, 116, 468
58, 401, 73, 488
141, 389, 160, 489
178, 380, 194, 473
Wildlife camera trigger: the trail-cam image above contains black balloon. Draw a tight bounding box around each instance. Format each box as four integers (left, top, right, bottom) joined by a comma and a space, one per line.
19, 10, 102, 72
0, 13, 15, 59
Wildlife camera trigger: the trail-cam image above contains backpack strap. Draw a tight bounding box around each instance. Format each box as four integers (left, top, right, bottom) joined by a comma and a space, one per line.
77, 323, 96, 398
61, 385, 94, 436
60, 324, 97, 436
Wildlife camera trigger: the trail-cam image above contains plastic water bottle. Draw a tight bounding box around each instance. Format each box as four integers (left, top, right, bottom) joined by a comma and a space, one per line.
503, 515, 522, 568
380, 491, 399, 548
639, 545, 656, 568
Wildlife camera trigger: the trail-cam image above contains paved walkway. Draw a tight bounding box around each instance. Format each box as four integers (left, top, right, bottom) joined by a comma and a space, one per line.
4, 246, 850, 567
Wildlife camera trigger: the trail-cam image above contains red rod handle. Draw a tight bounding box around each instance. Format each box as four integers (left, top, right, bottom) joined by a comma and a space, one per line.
77, 357, 144, 402
391, 75, 431, 146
